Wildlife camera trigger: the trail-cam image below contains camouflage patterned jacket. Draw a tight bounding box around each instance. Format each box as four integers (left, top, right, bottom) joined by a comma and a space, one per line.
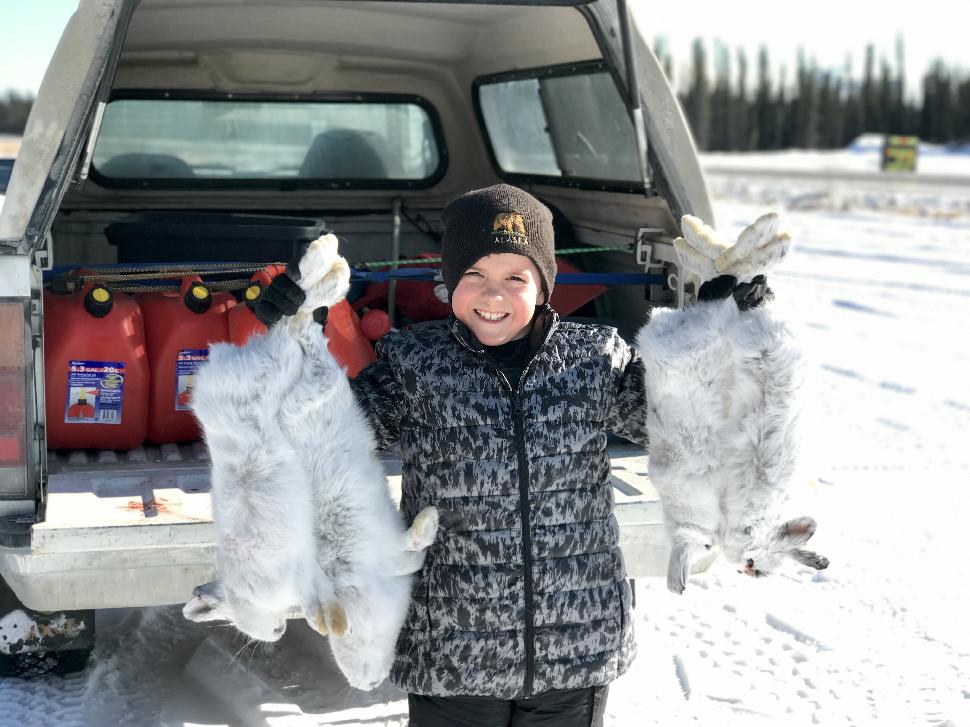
350, 304, 648, 699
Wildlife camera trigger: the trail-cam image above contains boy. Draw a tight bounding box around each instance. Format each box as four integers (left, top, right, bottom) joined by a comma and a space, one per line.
256, 184, 763, 726
349, 184, 647, 726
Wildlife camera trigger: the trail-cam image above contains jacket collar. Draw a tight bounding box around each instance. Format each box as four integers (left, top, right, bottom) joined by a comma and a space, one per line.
450, 303, 559, 358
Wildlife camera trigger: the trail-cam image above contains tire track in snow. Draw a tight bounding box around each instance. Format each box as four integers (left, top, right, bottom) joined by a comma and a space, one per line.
672, 654, 691, 700
764, 613, 829, 651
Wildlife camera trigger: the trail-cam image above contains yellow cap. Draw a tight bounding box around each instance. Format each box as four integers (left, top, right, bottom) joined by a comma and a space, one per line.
92, 287, 111, 303
191, 284, 210, 300
244, 284, 262, 302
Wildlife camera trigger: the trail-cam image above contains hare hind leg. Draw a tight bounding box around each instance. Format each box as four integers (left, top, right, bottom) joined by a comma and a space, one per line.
305, 602, 349, 638
299, 566, 349, 638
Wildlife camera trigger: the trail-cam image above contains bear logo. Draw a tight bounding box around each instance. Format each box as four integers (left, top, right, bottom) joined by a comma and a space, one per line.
492, 212, 528, 241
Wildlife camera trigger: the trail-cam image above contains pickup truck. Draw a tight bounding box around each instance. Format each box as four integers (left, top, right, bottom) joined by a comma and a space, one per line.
0, 0, 712, 674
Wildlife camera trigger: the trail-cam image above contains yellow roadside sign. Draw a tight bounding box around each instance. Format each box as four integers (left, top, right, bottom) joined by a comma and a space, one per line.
882, 135, 918, 172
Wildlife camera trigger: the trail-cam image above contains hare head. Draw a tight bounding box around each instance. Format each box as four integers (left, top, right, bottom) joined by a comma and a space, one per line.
724, 516, 830, 578
292, 233, 351, 312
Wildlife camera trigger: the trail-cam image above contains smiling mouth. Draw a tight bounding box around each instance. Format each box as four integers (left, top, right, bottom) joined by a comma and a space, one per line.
475, 309, 509, 322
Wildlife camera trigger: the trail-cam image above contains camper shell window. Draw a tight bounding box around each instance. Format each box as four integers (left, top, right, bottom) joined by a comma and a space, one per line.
474, 61, 644, 193
90, 92, 447, 190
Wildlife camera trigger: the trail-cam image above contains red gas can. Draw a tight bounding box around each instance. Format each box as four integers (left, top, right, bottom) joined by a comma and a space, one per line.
228, 266, 376, 377
324, 300, 377, 377
138, 276, 235, 443
44, 283, 150, 450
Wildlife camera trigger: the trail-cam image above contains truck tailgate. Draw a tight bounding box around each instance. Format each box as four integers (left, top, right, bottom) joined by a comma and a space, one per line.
1, 445, 666, 611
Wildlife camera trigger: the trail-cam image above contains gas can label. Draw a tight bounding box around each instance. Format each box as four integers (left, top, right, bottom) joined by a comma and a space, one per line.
175, 349, 208, 411
64, 360, 125, 424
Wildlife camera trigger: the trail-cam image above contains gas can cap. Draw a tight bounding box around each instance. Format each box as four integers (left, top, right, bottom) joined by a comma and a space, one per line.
185, 283, 213, 314
243, 282, 263, 310
83, 285, 114, 318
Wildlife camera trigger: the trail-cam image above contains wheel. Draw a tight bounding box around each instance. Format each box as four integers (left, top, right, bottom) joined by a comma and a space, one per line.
0, 576, 95, 678
0, 647, 91, 677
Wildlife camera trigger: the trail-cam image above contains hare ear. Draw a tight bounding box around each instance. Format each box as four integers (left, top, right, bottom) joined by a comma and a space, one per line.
666, 542, 692, 595
776, 517, 817, 548
182, 581, 231, 623
789, 548, 830, 570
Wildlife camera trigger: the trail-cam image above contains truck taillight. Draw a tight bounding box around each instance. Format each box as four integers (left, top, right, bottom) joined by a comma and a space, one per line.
0, 301, 28, 494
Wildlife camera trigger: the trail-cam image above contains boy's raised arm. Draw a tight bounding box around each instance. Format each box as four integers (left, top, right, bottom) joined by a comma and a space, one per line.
604, 333, 649, 450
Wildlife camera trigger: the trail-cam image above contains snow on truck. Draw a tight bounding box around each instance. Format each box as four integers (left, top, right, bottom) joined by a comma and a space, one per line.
0, 0, 713, 673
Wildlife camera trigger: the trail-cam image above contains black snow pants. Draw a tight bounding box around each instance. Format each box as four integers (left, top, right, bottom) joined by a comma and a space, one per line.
407, 686, 608, 727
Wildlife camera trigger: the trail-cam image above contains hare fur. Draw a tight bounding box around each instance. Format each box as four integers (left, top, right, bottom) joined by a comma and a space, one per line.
185, 235, 438, 689
637, 297, 828, 593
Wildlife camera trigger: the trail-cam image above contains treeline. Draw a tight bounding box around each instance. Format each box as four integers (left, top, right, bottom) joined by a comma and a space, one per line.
653, 39, 970, 151
5, 43, 970, 150
0, 91, 34, 135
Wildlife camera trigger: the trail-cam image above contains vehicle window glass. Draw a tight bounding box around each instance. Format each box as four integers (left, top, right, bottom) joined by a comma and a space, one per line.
91, 99, 442, 185
478, 70, 641, 185
0, 159, 13, 194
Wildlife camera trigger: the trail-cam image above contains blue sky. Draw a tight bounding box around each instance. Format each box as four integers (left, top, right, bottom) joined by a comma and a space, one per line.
1, 0, 80, 95
2, 0, 969, 98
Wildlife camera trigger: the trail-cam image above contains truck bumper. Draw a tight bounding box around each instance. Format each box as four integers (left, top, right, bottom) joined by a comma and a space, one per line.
1, 448, 667, 611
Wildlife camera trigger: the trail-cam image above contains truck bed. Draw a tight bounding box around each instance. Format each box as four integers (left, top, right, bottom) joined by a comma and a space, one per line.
2, 445, 666, 611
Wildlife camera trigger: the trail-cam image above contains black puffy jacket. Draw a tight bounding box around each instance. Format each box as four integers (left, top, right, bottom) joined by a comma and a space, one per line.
350, 305, 648, 698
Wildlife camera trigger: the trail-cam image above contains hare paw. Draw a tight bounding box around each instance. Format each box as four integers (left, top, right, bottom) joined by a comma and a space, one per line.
307, 601, 348, 638
294, 234, 351, 310
406, 506, 440, 552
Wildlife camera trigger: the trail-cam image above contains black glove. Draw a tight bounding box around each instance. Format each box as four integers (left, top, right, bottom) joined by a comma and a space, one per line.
697, 274, 738, 302
697, 274, 773, 311
733, 274, 773, 311
252, 272, 305, 326
252, 241, 334, 328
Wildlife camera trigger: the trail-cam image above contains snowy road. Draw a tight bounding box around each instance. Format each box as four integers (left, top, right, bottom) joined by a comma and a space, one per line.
2, 170, 969, 726
706, 165, 970, 189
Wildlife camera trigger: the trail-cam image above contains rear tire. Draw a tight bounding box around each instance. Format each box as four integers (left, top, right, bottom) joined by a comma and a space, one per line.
1, 576, 95, 678
0, 647, 91, 677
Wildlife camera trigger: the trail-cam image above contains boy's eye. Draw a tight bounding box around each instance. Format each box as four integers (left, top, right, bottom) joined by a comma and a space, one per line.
462, 270, 482, 278
508, 275, 525, 282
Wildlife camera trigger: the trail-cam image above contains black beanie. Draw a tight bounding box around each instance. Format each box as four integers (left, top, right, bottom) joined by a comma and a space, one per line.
440, 184, 556, 300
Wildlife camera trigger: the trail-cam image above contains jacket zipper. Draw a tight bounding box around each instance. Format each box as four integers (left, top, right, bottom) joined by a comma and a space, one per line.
512, 384, 535, 698
452, 309, 556, 698
493, 365, 535, 698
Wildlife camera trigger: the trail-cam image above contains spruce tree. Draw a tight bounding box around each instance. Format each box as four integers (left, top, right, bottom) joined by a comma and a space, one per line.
754, 47, 775, 149
684, 39, 711, 150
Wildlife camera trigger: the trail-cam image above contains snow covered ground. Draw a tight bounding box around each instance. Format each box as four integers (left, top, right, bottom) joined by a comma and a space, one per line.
702, 133, 970, 179
2, 153, 970, 726
608, 192, 970, 727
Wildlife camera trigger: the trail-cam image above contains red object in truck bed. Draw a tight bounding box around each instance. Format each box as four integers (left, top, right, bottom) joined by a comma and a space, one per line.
138, 276, 235, 444
43, 286, 150, 450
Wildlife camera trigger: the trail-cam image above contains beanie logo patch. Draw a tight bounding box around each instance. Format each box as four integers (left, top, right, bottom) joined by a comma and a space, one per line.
491, 212, 528, 242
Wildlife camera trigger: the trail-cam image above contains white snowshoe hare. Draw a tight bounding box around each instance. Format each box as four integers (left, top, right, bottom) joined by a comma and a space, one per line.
183, 234, 439, 690
638, 213, 829, 594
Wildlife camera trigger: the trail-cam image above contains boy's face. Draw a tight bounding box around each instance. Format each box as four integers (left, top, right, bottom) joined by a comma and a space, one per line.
451, 253, 545, 346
